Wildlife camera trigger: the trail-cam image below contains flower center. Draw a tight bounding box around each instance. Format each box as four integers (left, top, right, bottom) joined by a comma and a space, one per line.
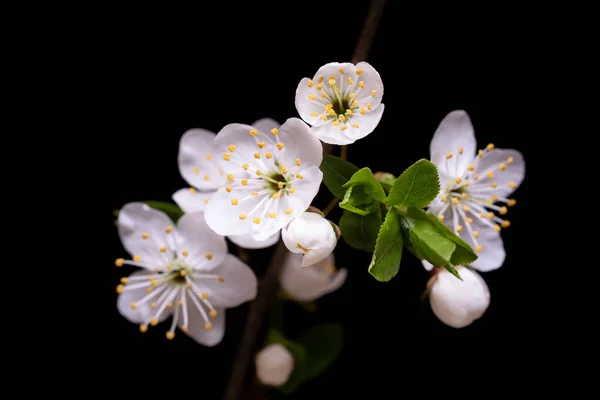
264, 169, 291, 193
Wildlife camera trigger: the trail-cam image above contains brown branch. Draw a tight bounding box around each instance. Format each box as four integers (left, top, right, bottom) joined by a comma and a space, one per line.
223, 1, 387, 399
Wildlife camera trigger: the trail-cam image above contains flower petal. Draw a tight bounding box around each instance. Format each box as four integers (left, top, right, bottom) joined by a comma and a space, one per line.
118, 202, 178, 270
470, 149, 525, 198
204, 186, 264, 237
276, 117, 323, 170
295, 77, 327, 127
252, 118, 281, 134
279, 253, 330, 302
430, 110, 477, 178
255, 343, 295, 387
182, 299, 225, 347
211, 123, 268, 174
324, 267, 347, 295
429, 266, 490, 328
194, 254, 257, 308
467, 222, 506, 272
172, 188, 215, 213
421, 260, 434, 271
228, 231, 280, 249
281, 211, 337, 266
117, 270, 172, 324
176, 211, 228, 271
341, 103, 385, 143
178, 128, 225, 190
312, 122, 356, 145
353, 61, 384, 109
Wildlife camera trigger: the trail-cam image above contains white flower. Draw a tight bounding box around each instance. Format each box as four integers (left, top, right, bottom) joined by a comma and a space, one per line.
255, 343, 294, 387
204, 117, 323, 241
423, 110, 525, 272
282, 210, 337, 267
173, 118, 282, 249
429, 266, 490, 328
115, 202, 257, 346
295, 61, 384, 145
280, 252, 347, 302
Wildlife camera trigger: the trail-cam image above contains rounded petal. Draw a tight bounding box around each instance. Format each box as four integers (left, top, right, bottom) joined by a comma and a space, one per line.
177, 211, 228, 271
277, 117, 323, 169
178, 128, 225, 190
422, 260, 434, 271
117, 270, 172, 324
469, 149, 525, 198
172, 188, 215, 213
341, 103, 385, 143
255, 343, 295, 387
467, 223, 506, 272
252, 118, 281, 134
183, 299, 225, 347
194, 254, 257, 308
228, 231, 280, 249
118, 202, 176, 269
354, 61, 384, 109
285, 166, 323, 215
279, 253, 341, 302
204, 186, 263, 237
324, 267, 347, 295
429, 266, 490, 328
295, 77, 327, 127
281, 211, 337, 267
312, 122, 356, 145
430, 110, 477, 178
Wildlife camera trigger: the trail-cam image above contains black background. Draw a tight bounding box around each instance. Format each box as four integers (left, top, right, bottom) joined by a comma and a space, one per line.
96, 1, 534, 397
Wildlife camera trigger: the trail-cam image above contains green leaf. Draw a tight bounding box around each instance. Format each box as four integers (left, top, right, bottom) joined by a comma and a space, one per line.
319, 154, 360, 198
368, 208, 404, 282
280, 324, 343, 395
113, 201, 185, 225
338, 208, 382, 252
339, 167, 387, 215
374, 171, 396, 194
386, 159, 440, 209
266, 328, 307, 365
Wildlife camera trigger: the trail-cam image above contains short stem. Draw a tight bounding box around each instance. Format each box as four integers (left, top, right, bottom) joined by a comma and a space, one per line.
340, 145, 348, 161
322, 196, 340, 217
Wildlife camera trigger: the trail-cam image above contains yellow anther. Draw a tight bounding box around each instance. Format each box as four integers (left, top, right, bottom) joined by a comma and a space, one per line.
307, 80, 313, 87
458, 147, 464, 154
276, 181, 283, 189
200, 292, 208, 299
478, 150, 484, 158
225, 186, 232, 193
346, 109, 353, 115
339, 114, 346, 122
501, 220, 511, 228
321, 92, 327, 98
479, 212, 486, 218
204, 322, 213, 330
116, 284, 124, 294
253, 217, 261, 224
349, 93, 355, 98
308, 94, 316, 100
486, 143, 495, 151
463, 205, 469, 212
296, 173, 304, 179
130, 302, 137, 310
265, 152, 273, 159
252, 191, 258, 196
167, 302, 173, 308
285, 209, 292, 214
339, 68, 345, 74
139, 324, 148, 333
508, 181, 516, 189
491, 194, 498, 201
507, 199, 517, 206
296, 158, 301, 166
452, 198, 459, 204
242, 163, 249, 170
352, 100, 359, 107
182, 250, 189, 257
210, 309, 218, 317
310, 112, 318, 117
359, 81, 365, 88
271, 128, 279, 136
316, 83, 323, 90
486, 171, 494, 178
149, 317, 158, 326
476, 244, 483, 252
438, 215, 444, 222
341, 125, 348, 131
166, 264, 172, 270
205, 252, 213, 260
461, 193, 468, 199
466, 217, 473, 223
327, 109, 336, 115
115, 258, 124, 267
257, 141, 266, 149
499, 206, 508, 215
165, 226, 173, 233
120, 277, 128, 284
181, 325, 188, 332
178, 270, 186, 277
239, 213, 247, 220
227, 173, 234, 182
253, 152, 261, 159
464, 182, 471, 187
227, 144, 236, 152
352, 123, 359, 128
499, 163, 507, 171
507, 157, 514, 164
271, 193, 279, 199
146, 287, 153, 292
205, 154, 212, 160
332, 121, 340, 126
456, 225, 463, 233
487, 212, 494, 219
178, 300, 183, 306
329, 78, 335, 85
326, 103, 333, 108
446, 152, 453, 159
217, 276, 225, 282
371, 89, 376, 97
455, 178, 462, 184
356, 68, 364, 75
166, 331, 175, 340
133, 255, 141, 262
189, 187, 197, 194
491, 182, 497, 188
193, 167, 199, 174
318, 76, 324, 83
493, 224, 501, 232
149, 275, 156, 281
160, 246, 167, 253
268, 212, 276, 218
473, 230, 479, 238
347, 77, 353, 84
367, 103, 372, 110
289, 187, 296, 193
467, 165, 475, 171
276, 142, 284, 150
151, 302, 156, 309
320, 115, 327, 120
231, 199, 239, 206
241, 179, 248, 186
473, 173, 479, 180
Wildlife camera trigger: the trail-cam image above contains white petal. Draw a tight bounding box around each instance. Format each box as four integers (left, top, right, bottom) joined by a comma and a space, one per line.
178, 128, 225, 190
285, 166, 323, 214
255, 343, 295, 387
176, 211, 228, 271
466, 222, 506, 272
204, 187, 264, 237
280, 253, 330, 302
470, 149, 525, 198
312, 122, 356, 145
228, 231, 280, 249
341, 104, 385, 143
276, 117, 323, 170
172, 188, 214, 213
252, 118, 281, 133
281, 211, 337, 267
118, 202, 176, 269
430, 110, 477, 178
422, 260, 434, 271
117, 270, 172, 324
193, 254, 257, 308
429, 266, 490, 328
324, 267, 347, 295
183, 298, 225, 347
295, 77, 328, 127
354, 61, 384, 109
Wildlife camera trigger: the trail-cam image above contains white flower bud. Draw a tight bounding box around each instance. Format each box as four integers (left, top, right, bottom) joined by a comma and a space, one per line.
429, 266, 490, 328
282, 211, 337, 267
280, 252, 347, 302
255, 343, 294, 387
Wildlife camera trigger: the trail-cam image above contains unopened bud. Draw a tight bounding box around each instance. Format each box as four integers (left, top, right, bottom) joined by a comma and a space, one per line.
282, 211, 337, 266
255, 344, 294, 387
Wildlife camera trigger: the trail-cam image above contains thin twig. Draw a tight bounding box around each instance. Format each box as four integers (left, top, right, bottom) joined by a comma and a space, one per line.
223, 1, 387, 398
340, 144, 348, 161
322, 196, 340, 217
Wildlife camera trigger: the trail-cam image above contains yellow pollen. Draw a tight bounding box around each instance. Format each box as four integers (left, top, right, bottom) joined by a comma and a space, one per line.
165, 226, 173, 233
507, 157, 514, 164
296, 158, 301, 166
339, 68, 345, 74
501, 220, 511, 228
486, 171, 494, 178
359, 81, 365, 88
120, 277, 128, 284
204, 322, 213, 330
466, 217, 473, 223
272, 193, 279, 198
289, 187, 296, 194
491, 194, 499, 201
452, 198, 459, 205
332, 121, 340, 126
438, 215, 445, 222
476, 244, 483, 252
257, 141, 265, 149
253, 217, 261, 224
130, 302, 137, 310
228, 173, 234, 182
329, 78, 335, 85
491, 182, 497, 188
241, 179, 248, 186
185, 282, 191, 288
458, 147, 464, 154
166, 332, 175, 340
456, 225, 463, 233
151, 302, 156, 309
318, 77, 324, 83
210, 309, 218, 317
276, 182, 283, 189
346, 109, 353, 115
205, 252, 213, 260
268, 212, 276, 218
308, 94, 316, 100
367, 103, 372, 110
464, 182, 471, 187
463, 205, 469, 212
150, 317, 158, 326
508, 199, 517, 206
473, 230, 479, 238
352, 123, 359, 128
199, 292, 208, 299
455, 178, 462, 184
181, 325, 188, 332
508, 181, 516, 188
254, 152, 260, 159
139, 324, 148, 333
133, 255, 141, 262
203, 175, 210, 181
149, 275, 156, 281
178, 300, 183, 306
249, 129, 257, 137
499, 163, 507, 171
493, 224, 501, 232
265, 152, 273, 159
166, 302, 173, 308
307, 80, 313, 87
226, 186, 232, 192
499, 206, 508, 215
461, 193, 468, 199
446, 152, 453, 159
177, 270, 185, 277
193, 167, 199, 174
356, 68, 364, 74
252, 191, 258, 196
205, 154, 212, 160
116, 284, 124, 294
115, 258, 124, 267
296, 173, 304, 179
352, 100, 358, 107
146, 287, 153, 292
189, 187, 197, 194
321, 92, 327, 98
285, 209, 292, 214
242, 163, 249, 170
371, 89, 376, 97
159, 246, 167, 253
486, 143, 495, 150
473, 173, 479, 180
339, 114, 346, 122
441, 194, 448, 202
239, 213, 247, 220
487, 212, 494, 219
310, 112, 318, 117
231, 199, 239, 206
347, 77, 353, 84
340, 125, 348, 131
479, 212, 486, 218
349, 93, 355, 99
182, 250, 189, 257
467, 165, 475, 171
478, 150, 484, 158
271, 128, 279, 136
217, 276, 225, 282
320, 115, 327, 120
166, 264, 172, 270
277, 142, 284, 150
326, 103, 332, 108
317, 83, 323, 90
227, 144, 236, 152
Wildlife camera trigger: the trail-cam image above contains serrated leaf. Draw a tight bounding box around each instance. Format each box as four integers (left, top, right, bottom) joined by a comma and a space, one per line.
339, 167, 387, 215
387, 159, 440, 209
398, 212, 456, 267
338, 208, 382, 252
319, 154, 360, 198
444, 264, 463, 281
368, 208, 404, 282
342, 167, 387, 202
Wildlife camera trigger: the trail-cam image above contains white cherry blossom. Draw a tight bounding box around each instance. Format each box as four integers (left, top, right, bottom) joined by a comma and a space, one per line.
295, 61, 384, 145
115, 202, 257, 346
255, 343, 294, 387
282, 210, 337, 267
173, 118, 282, 249
423, 110, 525, 272
204, 117, 323, 241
